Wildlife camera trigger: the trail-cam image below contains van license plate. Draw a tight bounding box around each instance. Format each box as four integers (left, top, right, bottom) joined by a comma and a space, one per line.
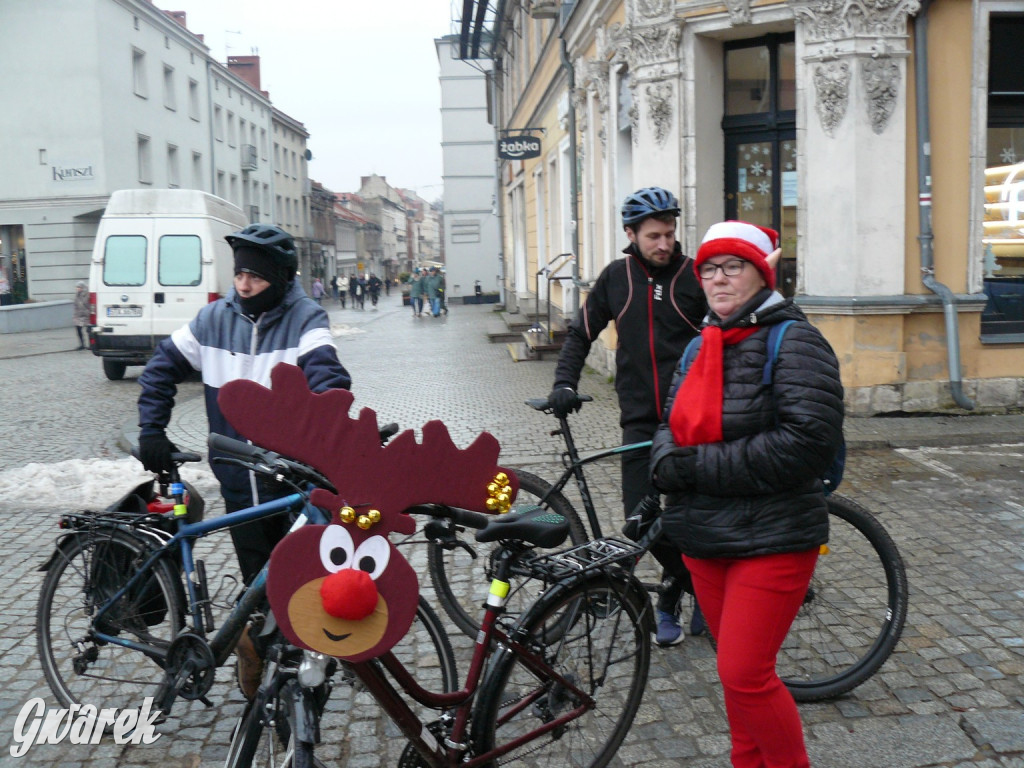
107, 306, 142, 317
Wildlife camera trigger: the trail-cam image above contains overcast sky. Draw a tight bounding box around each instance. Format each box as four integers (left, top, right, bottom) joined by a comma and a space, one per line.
164, 0, 458, 200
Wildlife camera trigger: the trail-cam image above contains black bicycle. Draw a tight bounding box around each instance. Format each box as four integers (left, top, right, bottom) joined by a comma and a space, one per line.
426, 394, 909, 702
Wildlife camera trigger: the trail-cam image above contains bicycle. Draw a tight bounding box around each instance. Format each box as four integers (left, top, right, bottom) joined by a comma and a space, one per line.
271, 499, 652, 768
427, 394, 909, 702
35, 433, 455, 761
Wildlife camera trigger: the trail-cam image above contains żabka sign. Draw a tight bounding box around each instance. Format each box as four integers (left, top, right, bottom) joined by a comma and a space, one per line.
498, 135, 542, 160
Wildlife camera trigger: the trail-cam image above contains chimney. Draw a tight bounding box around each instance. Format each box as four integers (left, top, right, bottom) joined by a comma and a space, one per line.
228, 55, 262, 91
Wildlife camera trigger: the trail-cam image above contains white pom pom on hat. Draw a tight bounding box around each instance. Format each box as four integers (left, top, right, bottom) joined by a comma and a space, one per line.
695, 220, 779, 289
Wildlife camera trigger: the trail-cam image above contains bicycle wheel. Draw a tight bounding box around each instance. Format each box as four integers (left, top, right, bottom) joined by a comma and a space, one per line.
224, 679, 323, 768
37, 526, 184, 714
779, 494, 909, 701
427, 470, 588, 637
473, 573, 652, 768
226, 597, 457, 768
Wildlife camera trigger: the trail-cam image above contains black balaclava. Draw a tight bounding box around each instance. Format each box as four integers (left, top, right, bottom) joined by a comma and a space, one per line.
233, 246, 290, 318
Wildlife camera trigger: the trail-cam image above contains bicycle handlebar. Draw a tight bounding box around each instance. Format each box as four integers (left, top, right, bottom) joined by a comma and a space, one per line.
208, 433, 338, 494
405, 503, 490, 531
525, 393, 594, 413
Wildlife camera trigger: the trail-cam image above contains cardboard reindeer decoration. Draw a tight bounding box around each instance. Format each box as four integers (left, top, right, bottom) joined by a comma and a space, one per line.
218, 362, 519, 663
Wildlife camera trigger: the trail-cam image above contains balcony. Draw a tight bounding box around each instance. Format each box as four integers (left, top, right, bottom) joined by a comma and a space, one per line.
241, 144, 258, 172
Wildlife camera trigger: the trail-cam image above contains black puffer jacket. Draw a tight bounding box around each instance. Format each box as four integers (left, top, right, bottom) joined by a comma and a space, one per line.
650, 294, 844, 559
554, 242, 705, 431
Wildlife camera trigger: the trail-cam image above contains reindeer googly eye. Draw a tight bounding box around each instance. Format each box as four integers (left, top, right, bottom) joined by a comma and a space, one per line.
352, 536, 390, 581
319, 525, 355, 573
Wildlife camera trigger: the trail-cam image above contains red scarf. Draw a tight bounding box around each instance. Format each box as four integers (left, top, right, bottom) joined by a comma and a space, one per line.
669, 325, 759, 446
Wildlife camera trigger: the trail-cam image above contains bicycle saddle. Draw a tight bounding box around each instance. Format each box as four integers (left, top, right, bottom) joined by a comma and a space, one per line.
475, 505, 570, 549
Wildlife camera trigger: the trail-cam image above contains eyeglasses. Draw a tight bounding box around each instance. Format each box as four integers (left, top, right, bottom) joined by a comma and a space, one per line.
698, 260, 748, 280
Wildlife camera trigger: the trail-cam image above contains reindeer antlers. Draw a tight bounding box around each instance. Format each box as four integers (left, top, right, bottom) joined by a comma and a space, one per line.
218, 363, 519, 527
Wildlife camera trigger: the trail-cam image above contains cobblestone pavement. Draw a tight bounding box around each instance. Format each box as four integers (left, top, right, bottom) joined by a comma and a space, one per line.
1, 294, 1022, 767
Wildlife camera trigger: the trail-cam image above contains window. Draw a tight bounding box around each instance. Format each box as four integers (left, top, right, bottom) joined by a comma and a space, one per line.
162, 65, 175, 110
217, 170, 225, 197
192, 151, 203, 188
981, 14, 1024, 339
260, 128, 268, 159
103, 236, 146, 286
158, 235, 202, 286
137, 134, 152, 184
214, 105, 224, 141
227, 111, 236, 147
167, 144, 179, 187
189, 78, 200, 120
132, 48, 147, 98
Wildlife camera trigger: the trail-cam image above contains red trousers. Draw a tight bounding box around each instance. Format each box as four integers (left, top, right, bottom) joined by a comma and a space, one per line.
683, 549, 818, 768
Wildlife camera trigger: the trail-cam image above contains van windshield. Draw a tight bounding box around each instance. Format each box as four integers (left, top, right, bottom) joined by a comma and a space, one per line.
159, 235, 202, 286
103, 236, 146, 286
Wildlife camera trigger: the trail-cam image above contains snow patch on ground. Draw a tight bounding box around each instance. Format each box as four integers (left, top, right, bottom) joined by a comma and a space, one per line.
0, 457, 219, 508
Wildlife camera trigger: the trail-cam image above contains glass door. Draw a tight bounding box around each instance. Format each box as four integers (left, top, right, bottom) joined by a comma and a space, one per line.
722, 35, 797, 296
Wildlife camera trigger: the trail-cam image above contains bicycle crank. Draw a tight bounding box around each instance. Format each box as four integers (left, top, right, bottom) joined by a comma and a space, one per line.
164, 631, 216, 703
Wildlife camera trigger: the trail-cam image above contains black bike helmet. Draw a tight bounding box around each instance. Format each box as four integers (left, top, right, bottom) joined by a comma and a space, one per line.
225, 224, 298, 279
620, 187, 680, 227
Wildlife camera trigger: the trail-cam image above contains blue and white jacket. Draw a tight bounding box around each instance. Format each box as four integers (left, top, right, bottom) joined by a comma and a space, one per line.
138, 280, 351, 505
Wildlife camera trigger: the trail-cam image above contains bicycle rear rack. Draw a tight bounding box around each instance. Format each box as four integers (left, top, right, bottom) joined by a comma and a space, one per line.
526, 538, 644, 583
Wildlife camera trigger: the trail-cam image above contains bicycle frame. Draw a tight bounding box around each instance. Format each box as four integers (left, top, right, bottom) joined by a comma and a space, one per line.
537, 413, 651, 540
83, 492, 325, 667
345, 577, 620, 768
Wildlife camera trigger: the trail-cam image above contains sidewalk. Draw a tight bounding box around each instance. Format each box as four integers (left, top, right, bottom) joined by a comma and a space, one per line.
4, 322, 1023, 454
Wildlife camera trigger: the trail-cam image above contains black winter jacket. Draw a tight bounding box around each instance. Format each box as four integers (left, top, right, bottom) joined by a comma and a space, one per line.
650, 294, 844, 559
553, 243, 706, 432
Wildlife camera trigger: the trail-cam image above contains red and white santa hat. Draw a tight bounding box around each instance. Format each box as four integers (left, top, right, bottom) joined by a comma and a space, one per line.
695, 220, 779, 290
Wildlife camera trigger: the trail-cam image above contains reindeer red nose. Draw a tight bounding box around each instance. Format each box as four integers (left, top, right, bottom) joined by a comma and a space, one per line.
320, 569, 379, 620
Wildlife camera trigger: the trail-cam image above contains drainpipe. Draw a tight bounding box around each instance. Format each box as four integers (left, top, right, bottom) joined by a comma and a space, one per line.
560, 34, 581, 318
914, 0, 975, 409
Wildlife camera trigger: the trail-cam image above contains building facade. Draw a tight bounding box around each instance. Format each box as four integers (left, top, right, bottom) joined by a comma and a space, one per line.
462, 0, 1024, 414
0, 0, 311, 304
436, 35, 504, 302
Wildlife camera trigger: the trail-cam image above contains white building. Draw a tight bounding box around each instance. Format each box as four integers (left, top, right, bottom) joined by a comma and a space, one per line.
435, 35, 502, 302
0, 0, 287, 303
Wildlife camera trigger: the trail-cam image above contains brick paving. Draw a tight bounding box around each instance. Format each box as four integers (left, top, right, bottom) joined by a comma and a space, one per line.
0, 294, 1022, 767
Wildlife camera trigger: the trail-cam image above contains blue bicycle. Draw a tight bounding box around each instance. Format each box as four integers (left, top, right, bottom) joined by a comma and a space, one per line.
35, 433, 455, 751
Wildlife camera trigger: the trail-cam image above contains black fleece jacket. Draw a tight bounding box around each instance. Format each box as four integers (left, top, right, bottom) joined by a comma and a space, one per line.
553, 242, 706, 432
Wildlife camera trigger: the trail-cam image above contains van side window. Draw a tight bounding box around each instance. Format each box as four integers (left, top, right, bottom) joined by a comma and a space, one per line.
159, 235, 202, 287
103, 236, 147, 286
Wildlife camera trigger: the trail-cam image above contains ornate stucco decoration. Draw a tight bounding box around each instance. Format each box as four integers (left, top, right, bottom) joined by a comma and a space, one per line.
793, 0, 918, 136
630, 0, 674, 24
812, 61, 851, 136
861, 52, 901, 134
726, 0, 753, 26
576, 57, 611, 156
646, 82, 674, 145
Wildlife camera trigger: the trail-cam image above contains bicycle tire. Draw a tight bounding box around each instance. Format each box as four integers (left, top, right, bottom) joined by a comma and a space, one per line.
427, 469, 588, 638
224, 679, 323, 768
225, 597, 457, 768
36, 526, 184, 716
779, 493, 908, 701
472, 572, 652, 768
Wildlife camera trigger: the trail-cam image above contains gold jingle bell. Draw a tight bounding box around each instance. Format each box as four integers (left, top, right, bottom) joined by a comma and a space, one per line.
486, 497, 501, 512
339, 506, 356, 524
487, 482, 501, 495
494, 472, 509, 485
357, 515, 372, 530
367, 509, 382, 524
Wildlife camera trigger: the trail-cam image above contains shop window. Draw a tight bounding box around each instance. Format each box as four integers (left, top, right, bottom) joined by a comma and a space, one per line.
981, 14, 1024, 339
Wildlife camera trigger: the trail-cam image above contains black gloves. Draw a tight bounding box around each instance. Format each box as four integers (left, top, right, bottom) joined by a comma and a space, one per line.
651, 447, 698, 493
138, 430, 179, 474
548, 387, 581, 418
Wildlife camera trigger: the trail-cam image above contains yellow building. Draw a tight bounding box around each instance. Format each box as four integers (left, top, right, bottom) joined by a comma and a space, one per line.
458, 0, 1024, 415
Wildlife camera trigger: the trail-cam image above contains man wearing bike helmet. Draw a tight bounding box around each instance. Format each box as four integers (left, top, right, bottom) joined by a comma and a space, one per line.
548, 186, 706, 646
137, 223, 352, 582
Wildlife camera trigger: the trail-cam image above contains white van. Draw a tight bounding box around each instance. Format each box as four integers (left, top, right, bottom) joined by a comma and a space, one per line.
89, 189, 248, 380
